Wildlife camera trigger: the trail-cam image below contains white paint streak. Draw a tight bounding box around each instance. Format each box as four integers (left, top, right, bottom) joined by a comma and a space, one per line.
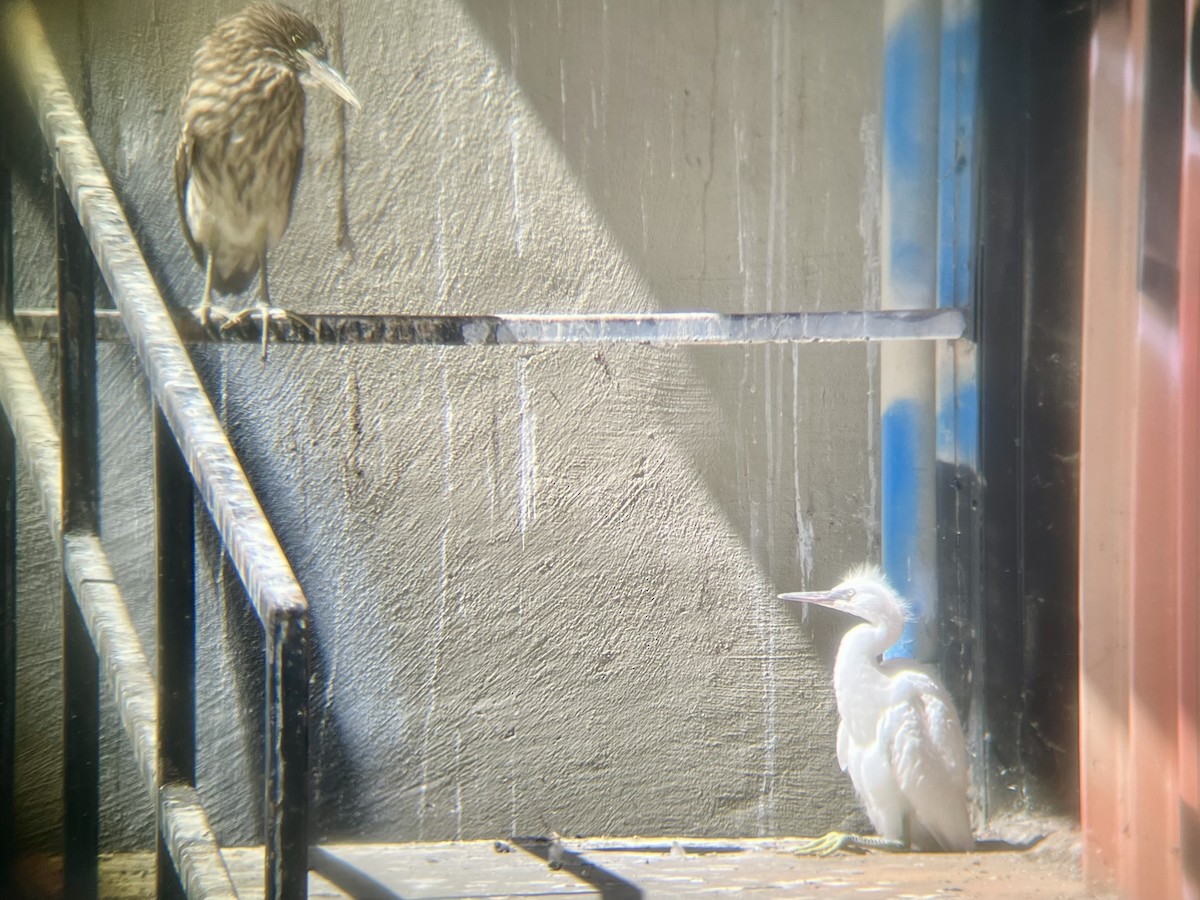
859, 111, 882, 551
440, 363, 465, 616
508, 115, 524, 258
791, 345, 814, 587
454, 730, 464, 842
640, 190, 648, 257
510, 771, 518, 836
556, 0, 566, 145
734, 120, 746, 276
756, 5, 783, 834
417, 530, 449, 840
668, 92, 677, 180
508, 0, 520, 73
440, 361, 454, 497
486, 413, 498, 522
517, 358, 538, 543
417, 365, 457, 838
600, 0, 609, 135
758, 581, 779, 836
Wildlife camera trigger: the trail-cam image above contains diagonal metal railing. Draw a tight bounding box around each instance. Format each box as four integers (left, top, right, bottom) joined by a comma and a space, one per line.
2, 2, 309, 897
0, 321, 238, 896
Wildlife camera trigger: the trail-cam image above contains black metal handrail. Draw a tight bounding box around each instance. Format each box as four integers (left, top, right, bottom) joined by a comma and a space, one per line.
7, 306, 970, 346
1, 2, 310, 897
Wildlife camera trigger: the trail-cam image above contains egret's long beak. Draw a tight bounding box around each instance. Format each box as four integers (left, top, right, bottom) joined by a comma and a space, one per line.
778, 588, 852, 608
299, 49, 361, 109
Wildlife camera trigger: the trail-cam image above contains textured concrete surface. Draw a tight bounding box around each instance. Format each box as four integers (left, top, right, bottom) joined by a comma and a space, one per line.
10, 0, 885, 851
11, 825, 1113, 900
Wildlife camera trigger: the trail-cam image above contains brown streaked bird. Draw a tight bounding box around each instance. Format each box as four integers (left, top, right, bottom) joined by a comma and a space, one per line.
176, 2, 360, 357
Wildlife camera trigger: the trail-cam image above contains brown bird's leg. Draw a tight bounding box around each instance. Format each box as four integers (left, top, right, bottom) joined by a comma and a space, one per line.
257, 248, 270, 359
196, 253, 235, 328
198, 252, 215, 326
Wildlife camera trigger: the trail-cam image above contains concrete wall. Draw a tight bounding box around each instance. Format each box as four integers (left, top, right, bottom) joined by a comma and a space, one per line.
11, 0, 883, 851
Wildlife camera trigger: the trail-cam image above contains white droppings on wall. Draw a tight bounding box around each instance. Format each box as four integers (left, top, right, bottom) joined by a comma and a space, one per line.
516, 356, 538, 543
792, 345, 816, 588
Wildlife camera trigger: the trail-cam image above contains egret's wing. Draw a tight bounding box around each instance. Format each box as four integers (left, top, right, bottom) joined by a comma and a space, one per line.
881, 672, 974, 851
836, 718, 850, 772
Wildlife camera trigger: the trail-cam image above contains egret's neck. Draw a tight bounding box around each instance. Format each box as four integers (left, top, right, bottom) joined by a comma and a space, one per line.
831, 618, 905, 731
838, 617, 903, 663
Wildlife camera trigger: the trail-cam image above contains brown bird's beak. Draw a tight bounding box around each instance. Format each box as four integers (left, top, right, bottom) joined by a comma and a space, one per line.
298, 49, 361, 109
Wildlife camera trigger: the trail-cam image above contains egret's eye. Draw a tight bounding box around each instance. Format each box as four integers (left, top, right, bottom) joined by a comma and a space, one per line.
290, 33, 303, 47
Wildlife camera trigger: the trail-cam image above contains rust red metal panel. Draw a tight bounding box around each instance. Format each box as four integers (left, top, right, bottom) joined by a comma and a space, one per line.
1082, 0, 1200, 896
1080, 1, 1143, 888
1178, 3, 1200, 897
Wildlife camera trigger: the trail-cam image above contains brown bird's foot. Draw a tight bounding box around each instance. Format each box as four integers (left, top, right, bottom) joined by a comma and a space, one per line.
194, 304, 237, 328
220, 306, 315, 359
791, 831, 909, 857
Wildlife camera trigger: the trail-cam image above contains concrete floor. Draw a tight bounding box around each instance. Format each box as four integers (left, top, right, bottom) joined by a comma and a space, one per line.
9, 825, 1118, 899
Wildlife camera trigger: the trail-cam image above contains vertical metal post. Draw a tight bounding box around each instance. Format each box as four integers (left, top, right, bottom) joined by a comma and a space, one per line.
881, 0, 941, 661
155, 407, 195, 900
1079, 0, 1145, 887
265, 610, 308, 900
933, 0, 983, 808
56, 172, 100, 899
1126, 1, 1185, 892
0, 161, 17, 877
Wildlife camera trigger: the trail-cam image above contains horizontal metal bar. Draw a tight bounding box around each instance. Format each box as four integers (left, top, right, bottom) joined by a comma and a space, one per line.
159, 785, 240, 900
12, 306, 970, 346
4, 1, 306, 624
0, 323, 238, 897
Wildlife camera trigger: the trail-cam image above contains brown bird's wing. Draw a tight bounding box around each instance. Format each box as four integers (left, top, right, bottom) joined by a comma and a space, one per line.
174, 124, 204, 268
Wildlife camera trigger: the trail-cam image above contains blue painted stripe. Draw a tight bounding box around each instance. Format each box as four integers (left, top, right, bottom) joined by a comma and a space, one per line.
882, 398, 926, 659
934, 2, 981, 469
883, 5, 941, 291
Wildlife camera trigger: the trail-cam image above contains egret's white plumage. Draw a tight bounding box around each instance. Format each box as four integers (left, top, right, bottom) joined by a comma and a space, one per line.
780, 567, 974, 852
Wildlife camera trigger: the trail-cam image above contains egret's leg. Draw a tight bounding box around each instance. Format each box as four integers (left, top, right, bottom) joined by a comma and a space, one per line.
792, 832, 908, 857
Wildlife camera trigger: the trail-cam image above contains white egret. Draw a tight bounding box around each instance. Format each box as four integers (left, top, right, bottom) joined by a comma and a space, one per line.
779, 566, 974, 854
